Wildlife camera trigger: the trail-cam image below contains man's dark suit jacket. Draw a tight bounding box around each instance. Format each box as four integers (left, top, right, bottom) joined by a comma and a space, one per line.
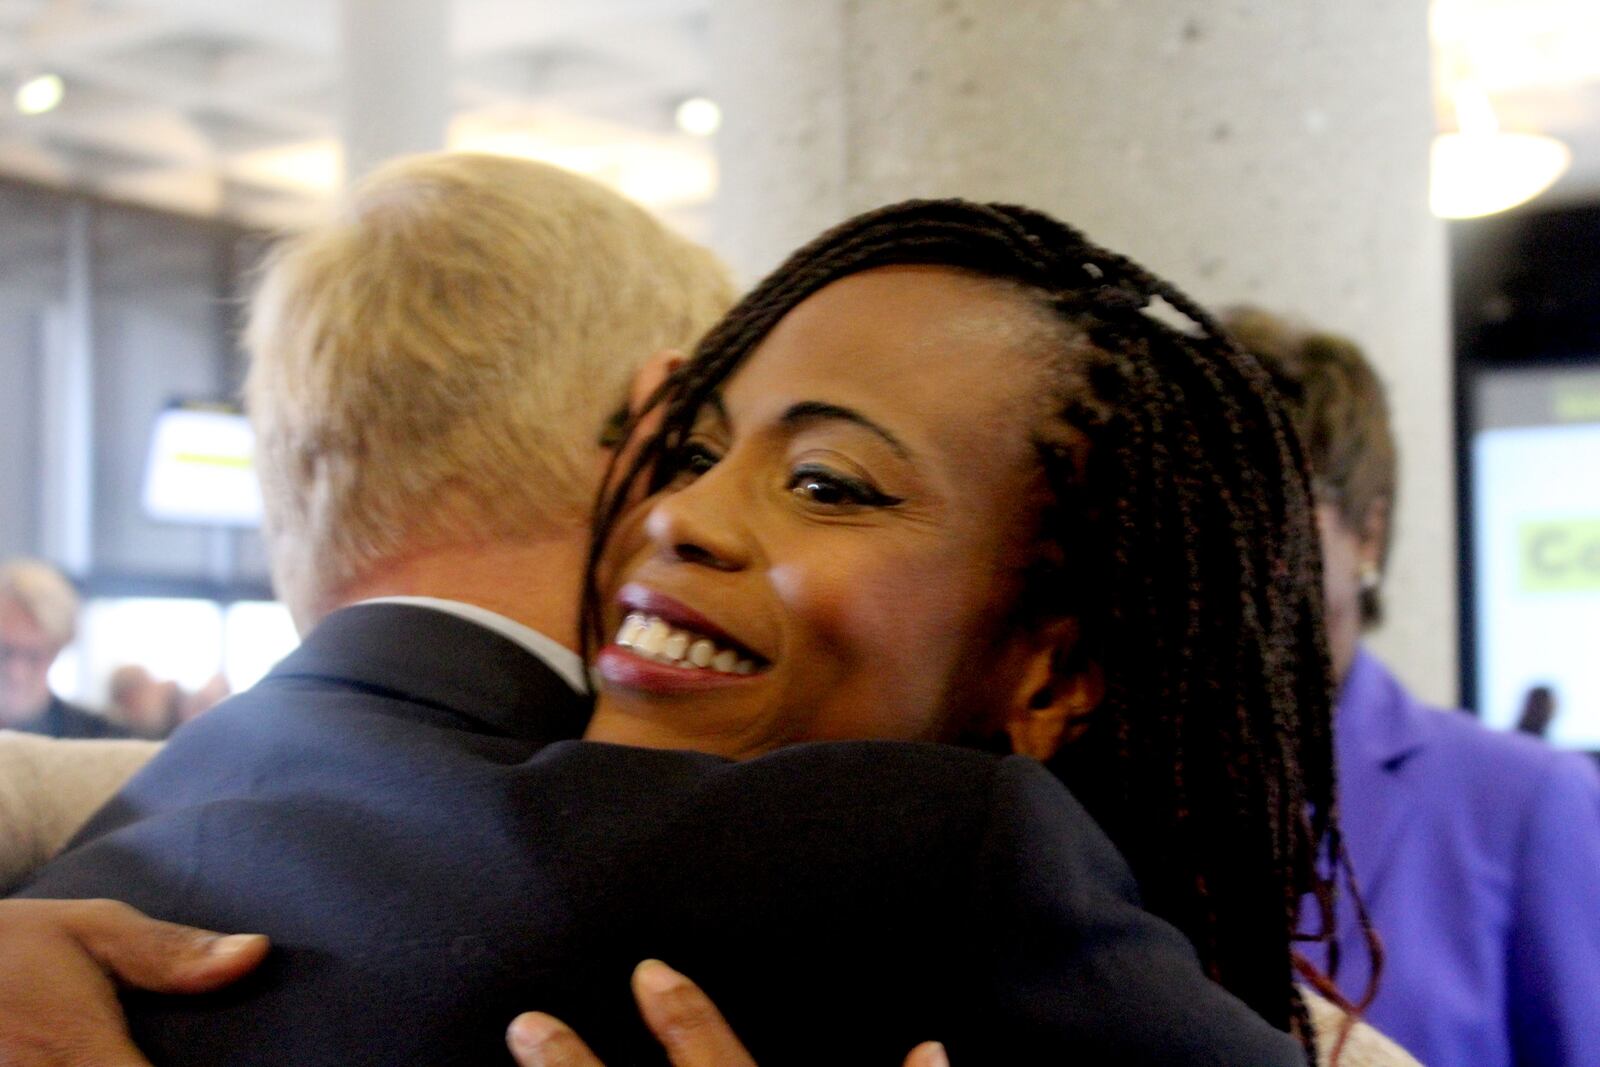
17, 603, 1301, 1066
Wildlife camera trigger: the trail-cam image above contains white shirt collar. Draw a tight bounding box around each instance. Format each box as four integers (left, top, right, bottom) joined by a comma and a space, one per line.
353, 596, 586, 695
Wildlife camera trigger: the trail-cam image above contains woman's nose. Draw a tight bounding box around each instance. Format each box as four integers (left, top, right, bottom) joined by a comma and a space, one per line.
644, 477, 750, 571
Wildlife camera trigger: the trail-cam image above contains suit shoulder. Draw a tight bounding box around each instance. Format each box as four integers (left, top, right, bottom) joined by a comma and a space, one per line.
716, 744, 1112, 858
723, 740, 1008, 821
103, 673, 407, 803
749, 738, 1005, 773
1427, 710, 1599, 797
152, 682, 300, 754
164, 669, 415, 745
975, 754, 1142, 900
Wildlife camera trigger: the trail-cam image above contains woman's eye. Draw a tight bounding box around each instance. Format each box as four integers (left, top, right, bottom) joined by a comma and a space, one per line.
666, 441, 721, 481
788, 465, 902, 509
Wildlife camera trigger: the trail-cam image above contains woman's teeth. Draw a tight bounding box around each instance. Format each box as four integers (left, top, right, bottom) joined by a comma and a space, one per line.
614, 613, 756, 675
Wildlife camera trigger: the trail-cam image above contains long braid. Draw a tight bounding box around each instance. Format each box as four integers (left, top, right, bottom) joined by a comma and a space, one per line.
583, 200, 1345, 1058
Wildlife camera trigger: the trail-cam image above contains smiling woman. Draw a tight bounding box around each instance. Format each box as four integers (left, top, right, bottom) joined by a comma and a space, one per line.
581, 199, 1351, 1049
589, 267, 1077, 756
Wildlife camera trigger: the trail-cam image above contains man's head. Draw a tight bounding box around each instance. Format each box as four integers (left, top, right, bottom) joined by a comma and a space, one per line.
1222, 306, 1397, 681
0, 558, 79, 725
244, 152, 734, 631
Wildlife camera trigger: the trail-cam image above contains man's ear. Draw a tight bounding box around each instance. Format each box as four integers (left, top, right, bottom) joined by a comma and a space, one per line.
1002, 618, 1105, 761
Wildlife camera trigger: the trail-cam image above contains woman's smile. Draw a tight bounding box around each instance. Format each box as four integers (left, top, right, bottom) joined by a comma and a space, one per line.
595, 583, 771, 695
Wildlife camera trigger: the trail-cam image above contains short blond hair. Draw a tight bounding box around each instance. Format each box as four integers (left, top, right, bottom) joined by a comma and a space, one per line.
244, 152, 734, 622
0, 558, 79, 647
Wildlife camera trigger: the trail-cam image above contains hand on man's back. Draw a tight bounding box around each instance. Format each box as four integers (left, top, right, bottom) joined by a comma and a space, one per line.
0, 898, 266, 1067
506, 958, 951, 1067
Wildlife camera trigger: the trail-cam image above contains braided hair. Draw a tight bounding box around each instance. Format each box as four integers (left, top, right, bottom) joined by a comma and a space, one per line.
583, 200, 1343, 1052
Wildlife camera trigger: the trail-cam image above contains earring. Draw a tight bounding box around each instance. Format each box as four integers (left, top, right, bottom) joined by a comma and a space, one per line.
1358, 561, 1381, 593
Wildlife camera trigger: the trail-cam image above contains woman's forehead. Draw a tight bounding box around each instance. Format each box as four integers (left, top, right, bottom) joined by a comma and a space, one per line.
729, 266, 1060, 407
682, 269, 1059, 516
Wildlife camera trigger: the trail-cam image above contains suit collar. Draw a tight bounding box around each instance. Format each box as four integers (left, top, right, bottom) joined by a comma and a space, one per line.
1336, 647, 1436, 770
1332, 648, 1439, 910
352, 595, 586, 694
268, 602, 590, 743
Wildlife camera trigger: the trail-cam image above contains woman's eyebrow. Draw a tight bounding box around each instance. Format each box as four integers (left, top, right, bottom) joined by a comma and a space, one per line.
780, 400, 911, 459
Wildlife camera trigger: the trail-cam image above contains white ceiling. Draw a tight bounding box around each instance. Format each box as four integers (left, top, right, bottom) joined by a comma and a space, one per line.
0, 0, 1597, 233
0, 0, 717, 231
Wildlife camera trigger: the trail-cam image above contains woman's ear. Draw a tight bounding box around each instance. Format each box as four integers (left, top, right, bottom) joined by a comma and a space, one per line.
1002, 618, 1105, 761
629, 349, 686, 416
603, 350, 687, 450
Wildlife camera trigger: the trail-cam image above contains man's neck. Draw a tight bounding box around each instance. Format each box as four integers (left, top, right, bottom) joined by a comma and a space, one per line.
322, 536, 589, 653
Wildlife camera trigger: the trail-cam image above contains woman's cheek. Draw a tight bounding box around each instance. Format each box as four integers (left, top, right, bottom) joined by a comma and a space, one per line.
768, 548, 954, 672
598, 510, 655, 597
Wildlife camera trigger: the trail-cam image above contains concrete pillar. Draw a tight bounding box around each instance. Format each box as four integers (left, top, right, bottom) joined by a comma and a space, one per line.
37, 200, 95, 576
710, 0, 1455, 704
338, 0, 452, 185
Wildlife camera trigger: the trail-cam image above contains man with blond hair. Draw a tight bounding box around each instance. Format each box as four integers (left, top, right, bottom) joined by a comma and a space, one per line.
2, 151, 744, 1064
0, 558, 126, 739
243, 151, 732, 633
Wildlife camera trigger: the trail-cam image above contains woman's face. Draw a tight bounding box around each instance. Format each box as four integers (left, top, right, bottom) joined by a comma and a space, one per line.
585, 265, 1083, 758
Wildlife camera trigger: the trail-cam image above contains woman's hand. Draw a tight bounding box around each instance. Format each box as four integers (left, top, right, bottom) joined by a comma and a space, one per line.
506, 959, 949, 1067
0, 898, 268, 1066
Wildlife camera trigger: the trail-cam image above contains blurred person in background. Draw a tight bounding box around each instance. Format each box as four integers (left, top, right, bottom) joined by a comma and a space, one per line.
106, 665, 180, 739
1227, 307, 1600, 1067
104, 666, 228, 738
1514, 684, 1557, 738
179, 672, 231, 724
0, 559, 127, 739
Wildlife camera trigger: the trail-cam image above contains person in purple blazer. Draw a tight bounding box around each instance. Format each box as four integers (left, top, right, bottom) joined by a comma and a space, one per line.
1229, 308, 1600, 1067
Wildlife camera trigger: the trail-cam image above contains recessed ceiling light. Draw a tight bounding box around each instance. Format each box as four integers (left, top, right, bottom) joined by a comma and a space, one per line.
15, 73, 65, 116
675, 97, 721, 138
1431, 131, 1572, 218
1430, 80, 1572, 218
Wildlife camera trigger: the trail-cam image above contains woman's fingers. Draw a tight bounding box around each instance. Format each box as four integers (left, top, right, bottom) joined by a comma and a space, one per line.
904, 1041, 951, 1067
53, 899, 270, 993
507, 959, 949, 1067
631, 959, 757, 1067
506, 1012, 603, 1067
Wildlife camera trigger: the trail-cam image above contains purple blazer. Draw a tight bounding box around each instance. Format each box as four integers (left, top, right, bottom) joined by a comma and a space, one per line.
1307, 649, 1600, 1067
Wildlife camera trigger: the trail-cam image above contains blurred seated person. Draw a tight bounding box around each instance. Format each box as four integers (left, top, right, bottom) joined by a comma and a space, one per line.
1227, 307, 1600, 1067
0, 559, 127, 739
